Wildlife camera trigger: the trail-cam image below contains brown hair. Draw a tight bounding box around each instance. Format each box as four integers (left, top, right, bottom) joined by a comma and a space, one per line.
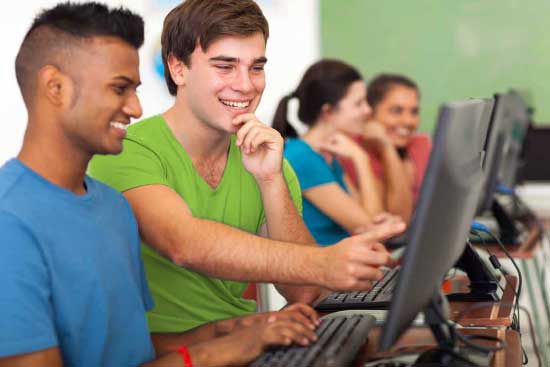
161, 0, 269, 96
272, 59, 363, 138
366, 73, 419, 110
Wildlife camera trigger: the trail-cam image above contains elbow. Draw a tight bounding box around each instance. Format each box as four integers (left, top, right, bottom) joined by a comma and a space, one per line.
161, 236, 198, 268
168, 247, 190, 267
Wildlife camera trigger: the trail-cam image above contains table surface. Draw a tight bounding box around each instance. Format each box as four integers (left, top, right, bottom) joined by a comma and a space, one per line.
446, 275, 518, 327
357, 327, 521, 367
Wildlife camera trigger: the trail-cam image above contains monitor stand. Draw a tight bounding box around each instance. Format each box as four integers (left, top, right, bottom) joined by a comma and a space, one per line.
414, 292, 493, 366
446, 243, 503, 302
471, 197, 524, 246
491, 198, 521, 245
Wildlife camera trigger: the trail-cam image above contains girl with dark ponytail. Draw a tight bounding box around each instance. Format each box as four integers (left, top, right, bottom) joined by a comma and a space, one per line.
272, 59, 387, 246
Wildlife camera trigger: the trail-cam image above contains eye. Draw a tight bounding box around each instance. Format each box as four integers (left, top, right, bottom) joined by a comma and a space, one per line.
215, 64, 233, 71
251, 64, 265, 72
112, 85, 127, 95
390, 106, 402, 114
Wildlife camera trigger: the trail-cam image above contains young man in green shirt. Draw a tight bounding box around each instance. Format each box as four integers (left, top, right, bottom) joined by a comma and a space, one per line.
89, 0, 403, 339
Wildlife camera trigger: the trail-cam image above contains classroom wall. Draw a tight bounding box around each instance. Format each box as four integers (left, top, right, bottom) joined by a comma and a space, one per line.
321, 0, 550, 132
0, 0, 320, 165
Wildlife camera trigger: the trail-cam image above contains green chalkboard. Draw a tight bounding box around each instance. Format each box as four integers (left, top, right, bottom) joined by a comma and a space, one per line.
321, 0, 550, 132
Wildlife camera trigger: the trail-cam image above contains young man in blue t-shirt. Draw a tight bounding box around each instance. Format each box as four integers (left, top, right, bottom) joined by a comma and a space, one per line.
0, 3, 318, 367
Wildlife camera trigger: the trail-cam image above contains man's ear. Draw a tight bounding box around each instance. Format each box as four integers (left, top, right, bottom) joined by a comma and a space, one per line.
167, 53, 188, 88
37, 65, 73, 107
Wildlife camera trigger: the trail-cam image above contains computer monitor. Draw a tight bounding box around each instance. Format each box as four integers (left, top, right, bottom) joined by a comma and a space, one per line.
379, 98, 493, 355
478, 91, 530, 212
499, 90, 530, 189
475, 91, 532, 245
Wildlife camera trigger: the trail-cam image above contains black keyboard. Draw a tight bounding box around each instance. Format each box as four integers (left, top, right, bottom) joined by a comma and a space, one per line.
315, 267, 400, 312
250, 314, 375, 367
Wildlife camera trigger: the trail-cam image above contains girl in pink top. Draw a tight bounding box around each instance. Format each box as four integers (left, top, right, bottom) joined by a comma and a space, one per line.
342, 74, 432, 223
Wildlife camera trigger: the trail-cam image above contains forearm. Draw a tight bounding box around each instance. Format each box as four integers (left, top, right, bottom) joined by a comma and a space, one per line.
353, 154, 384, 218
258, 174, 315, 244
144, 329, 261, 367
167, 218, 324, 286
379, 146, 413, 222
142, 340, 244, 367
151, 321, 222, 357
257, 174, 321, 303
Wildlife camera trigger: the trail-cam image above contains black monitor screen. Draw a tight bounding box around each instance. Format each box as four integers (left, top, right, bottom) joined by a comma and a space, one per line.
379, 98, 493, 350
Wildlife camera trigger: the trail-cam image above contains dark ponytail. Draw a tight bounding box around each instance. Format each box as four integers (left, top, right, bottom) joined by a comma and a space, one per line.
272, 59, 363, 138
272, 93, 298, 138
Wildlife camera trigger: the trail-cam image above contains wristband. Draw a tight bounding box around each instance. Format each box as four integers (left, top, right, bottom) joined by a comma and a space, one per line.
176, 345, 193, 367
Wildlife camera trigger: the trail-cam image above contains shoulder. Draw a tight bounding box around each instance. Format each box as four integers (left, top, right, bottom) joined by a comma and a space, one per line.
407, 134, 432, 173
409, 133, 432, 149
121, 115, 170, 155
0, 160, 26, 203
0, 160, 42, 214
284, 138, 311, 156
126, 115, 164, 138
87, 177, 132, 209
88, 176, 126, 199
86, 177, 137, 225
0, 209, 39, 250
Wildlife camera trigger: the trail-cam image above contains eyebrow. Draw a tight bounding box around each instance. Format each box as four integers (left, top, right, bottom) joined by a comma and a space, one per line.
208, 55, 268, 64
113, 75, 141, 87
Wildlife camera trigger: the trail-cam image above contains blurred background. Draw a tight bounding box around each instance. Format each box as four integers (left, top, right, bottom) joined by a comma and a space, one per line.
2, 0, 549, 163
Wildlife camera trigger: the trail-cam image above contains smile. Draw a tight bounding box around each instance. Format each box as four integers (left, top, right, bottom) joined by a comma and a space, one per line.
219, 99, 251, 109
110, 122, 128, 130
394, 127, 413, 137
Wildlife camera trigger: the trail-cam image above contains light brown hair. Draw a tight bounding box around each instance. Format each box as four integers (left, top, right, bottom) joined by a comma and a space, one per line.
161, 0, 269, 96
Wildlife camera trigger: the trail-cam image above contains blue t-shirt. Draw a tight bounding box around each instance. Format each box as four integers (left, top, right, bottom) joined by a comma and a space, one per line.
284, 139, 349, 245
0, 159, 155, 367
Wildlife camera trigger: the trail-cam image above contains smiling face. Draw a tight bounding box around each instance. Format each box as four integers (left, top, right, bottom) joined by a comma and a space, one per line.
60, 36, 142, 155
178, 33, 266, 133
371, 85, 420, 147
329, 80, 371, 135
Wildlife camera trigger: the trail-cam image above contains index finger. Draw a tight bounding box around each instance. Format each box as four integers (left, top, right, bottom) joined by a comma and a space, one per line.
357, 221, 406, 243
285, 303, 320, 325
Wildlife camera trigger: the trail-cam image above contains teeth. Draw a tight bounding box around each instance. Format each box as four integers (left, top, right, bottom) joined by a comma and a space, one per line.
220, 99, 250, 109
110, 122, 127, 130
395, 127, 412, 137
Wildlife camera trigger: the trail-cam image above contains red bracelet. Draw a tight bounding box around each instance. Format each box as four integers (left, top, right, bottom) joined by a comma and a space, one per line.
176, 345, 193, 367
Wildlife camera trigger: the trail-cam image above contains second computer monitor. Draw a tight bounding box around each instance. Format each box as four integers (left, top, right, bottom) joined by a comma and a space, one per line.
478, 91, 530, 212
379, 98, 494, 350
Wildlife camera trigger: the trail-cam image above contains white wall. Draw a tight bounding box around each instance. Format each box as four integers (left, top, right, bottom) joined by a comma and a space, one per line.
0, 0, 320, 165
0, 0, 319, 310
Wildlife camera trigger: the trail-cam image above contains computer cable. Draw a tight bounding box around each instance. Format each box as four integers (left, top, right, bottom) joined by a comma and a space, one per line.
471, 226, 531, 364
470, 227, 523, 326
468, 235, 521, 331
466, 233, 520, 331
429, 294, 507, 358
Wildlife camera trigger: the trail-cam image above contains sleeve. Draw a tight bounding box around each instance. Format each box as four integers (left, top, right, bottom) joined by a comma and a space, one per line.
121, 198, 155, 312
0, 212, 58, 357
285, 146, 338, 191
88, 137, 169, 192
137, 241, 155, 312
282, 159, 303, 216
